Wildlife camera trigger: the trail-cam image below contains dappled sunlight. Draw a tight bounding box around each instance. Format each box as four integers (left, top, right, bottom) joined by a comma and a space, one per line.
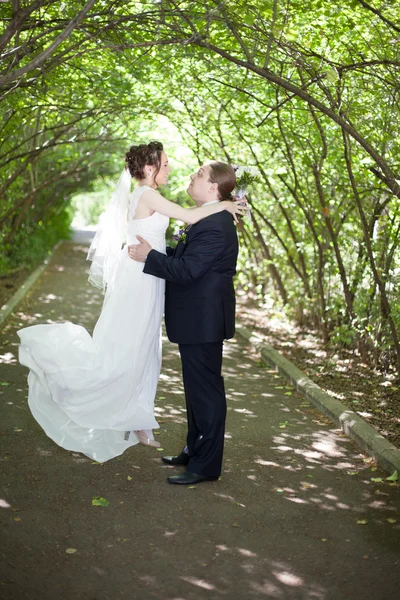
154, 403, 186, 425
221, 342, 237, 357
124, 539, 327, 599
324, 389, 346, 400
1, 243, 399, 600
246, 437, 398, 515
269, 429, 350, 465
186, 330, 399, 519
36, 448, 53, 457
4, 311, 394, 542
239, 296, 400, 450
159, 369, 181, 380
255, 458, 303, 473
274, 570, 304, 587
180, 576, 219, 591
255, 459, 280, 468
237, 547, 257, 558
312, 437, 345, 458
285, 496, 308, 505
163, 530, 178, 538
234, 407, 256, 417
15, 311, 40, 325
1, 0, 399, 593
213, 492, 246, 508
68, 243, 92, 255
216, 547, 324, 599
0, 352, 16, 365
37, 293, 63, 304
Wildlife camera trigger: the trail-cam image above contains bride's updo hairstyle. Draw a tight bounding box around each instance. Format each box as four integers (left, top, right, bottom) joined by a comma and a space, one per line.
208, 161, 236, 201
125, 141, 163, 182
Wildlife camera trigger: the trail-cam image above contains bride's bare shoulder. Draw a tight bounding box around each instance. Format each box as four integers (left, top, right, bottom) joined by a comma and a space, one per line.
132, 187, 157, 218
140, 188, 161, 202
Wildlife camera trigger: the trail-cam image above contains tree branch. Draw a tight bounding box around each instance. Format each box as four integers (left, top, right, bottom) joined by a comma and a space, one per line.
0, 0, 97, 88
357, 0, 400, 34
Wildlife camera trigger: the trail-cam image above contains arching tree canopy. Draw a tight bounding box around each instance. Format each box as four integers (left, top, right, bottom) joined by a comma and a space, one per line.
1, 0, 400, 370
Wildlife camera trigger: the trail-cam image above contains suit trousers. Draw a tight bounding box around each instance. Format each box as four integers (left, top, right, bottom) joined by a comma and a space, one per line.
178, 341, 226, 478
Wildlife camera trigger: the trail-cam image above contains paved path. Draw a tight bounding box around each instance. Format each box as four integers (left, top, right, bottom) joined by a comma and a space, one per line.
0, 240, 399, 600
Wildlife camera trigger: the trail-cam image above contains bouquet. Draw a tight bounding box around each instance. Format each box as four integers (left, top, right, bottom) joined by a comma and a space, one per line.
232, 165, 259, 217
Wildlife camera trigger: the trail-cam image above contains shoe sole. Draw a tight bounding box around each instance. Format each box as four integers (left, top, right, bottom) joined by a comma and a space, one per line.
161, 458, 189, 466
167, 477, 219, 485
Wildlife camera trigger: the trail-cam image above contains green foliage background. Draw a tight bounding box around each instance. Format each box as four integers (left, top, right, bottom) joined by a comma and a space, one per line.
1, 0, 400, 370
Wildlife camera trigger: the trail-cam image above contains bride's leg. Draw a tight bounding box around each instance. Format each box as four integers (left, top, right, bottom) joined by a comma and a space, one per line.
135, 429, 161, 448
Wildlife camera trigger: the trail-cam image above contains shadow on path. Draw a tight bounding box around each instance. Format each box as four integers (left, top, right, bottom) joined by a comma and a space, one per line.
0, 240, 399, 600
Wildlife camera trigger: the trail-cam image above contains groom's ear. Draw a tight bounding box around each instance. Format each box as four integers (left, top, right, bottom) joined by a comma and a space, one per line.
209, 181, 218, 194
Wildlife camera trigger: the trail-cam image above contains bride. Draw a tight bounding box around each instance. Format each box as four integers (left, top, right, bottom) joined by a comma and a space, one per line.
18, 141, 244, 463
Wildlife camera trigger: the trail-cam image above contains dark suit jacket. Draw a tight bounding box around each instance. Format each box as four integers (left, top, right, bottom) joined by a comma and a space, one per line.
143, 210, 239, 344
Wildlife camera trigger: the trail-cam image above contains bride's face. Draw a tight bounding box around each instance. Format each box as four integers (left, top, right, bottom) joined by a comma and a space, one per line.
154, 151, 170, 186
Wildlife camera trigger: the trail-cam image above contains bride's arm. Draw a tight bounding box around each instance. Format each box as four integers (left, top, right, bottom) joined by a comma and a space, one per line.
140, 189, 244, 224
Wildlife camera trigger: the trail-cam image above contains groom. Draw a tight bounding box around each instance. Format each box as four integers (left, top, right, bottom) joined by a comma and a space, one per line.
129, 161, 239, 485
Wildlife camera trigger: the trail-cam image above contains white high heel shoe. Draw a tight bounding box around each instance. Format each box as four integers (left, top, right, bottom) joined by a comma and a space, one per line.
135, 430, 161, 448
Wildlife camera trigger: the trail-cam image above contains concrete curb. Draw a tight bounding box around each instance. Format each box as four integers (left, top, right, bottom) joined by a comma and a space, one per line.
0, 241, 63, 329
235, 322, 400, 476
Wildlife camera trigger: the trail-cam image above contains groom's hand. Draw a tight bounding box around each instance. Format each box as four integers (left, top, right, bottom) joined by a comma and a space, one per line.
128, 236, 152, 262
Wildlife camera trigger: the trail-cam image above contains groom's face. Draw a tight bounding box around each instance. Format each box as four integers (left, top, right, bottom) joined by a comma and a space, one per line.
187, 165, 218, 205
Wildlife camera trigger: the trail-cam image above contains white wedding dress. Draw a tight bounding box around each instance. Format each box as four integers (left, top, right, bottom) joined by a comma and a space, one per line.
18, 186, 169, 462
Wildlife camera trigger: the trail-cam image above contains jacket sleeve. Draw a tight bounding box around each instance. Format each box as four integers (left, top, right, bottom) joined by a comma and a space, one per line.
166, 246, 174, 257
143, 220, 225, 285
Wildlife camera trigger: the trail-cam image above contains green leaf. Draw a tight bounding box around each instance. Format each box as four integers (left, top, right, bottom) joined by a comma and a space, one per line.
326, 68, 339, 83
386, 470, 398, 482
285, 29, 297, 41
243, 14, 255, 26
92, 496, 110, 507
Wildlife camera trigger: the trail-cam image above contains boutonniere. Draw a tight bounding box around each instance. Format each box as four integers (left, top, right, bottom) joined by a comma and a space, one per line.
173, 227, 187, 243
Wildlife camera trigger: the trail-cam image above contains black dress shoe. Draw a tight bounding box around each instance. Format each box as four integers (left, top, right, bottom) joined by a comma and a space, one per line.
167, 472, 219, 485
161, 452, 190, 466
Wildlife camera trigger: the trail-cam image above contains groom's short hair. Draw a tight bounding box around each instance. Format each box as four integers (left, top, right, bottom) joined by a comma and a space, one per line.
208, 162, 236, 201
